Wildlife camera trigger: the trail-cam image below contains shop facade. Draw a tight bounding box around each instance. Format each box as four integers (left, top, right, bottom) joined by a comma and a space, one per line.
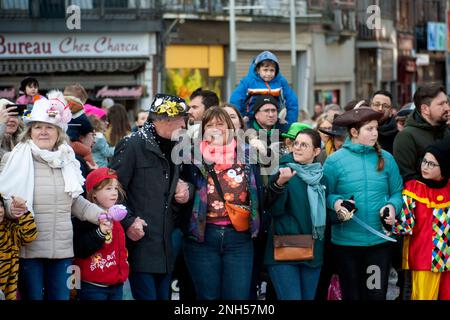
0, 32, 157, 114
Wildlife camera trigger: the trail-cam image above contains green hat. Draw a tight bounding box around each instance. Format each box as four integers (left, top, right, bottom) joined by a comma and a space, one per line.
281, 122, 312, 140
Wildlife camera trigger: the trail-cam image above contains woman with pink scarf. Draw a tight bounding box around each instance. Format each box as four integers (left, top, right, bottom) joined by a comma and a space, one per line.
181, 106, 263, 300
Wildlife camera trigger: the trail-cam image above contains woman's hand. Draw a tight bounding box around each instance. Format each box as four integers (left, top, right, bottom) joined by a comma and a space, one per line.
126, 217, 147, 241
99, 217, 113, 235
334, 199, 355, 222
10, 195, 28, 219
87, 162, 99, 171
380, 204, 396, 226
276, 167, 296, 186
174, 179, 189, 204
0, 105, 18, 125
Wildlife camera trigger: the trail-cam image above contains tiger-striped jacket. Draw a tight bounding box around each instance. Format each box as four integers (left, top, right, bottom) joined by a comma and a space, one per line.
0, 211, 37, 300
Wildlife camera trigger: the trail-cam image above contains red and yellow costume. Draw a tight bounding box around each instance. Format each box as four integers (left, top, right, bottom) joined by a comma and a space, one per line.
394, 178, 450, 300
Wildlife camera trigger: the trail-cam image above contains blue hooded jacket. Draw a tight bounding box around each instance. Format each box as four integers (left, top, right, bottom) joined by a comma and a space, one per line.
230, 51, 299, 132
323, 139, 403, 247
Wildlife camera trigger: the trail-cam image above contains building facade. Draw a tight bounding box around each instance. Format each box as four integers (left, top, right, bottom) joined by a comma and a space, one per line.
0, 0, 162, 113
163, 0, 357, 116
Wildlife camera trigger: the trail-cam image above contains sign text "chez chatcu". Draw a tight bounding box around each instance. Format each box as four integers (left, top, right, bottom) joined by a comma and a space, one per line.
0, 33, 156, 58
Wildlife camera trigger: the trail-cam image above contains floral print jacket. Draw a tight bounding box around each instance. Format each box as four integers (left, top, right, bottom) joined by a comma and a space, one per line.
182, 150, 262, 243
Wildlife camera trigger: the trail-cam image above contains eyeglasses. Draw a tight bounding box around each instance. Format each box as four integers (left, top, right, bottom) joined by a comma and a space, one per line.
421, 158, 440, 169
293, 141, 312, 150
319, 126, 332, 131
371, 102, 392, 110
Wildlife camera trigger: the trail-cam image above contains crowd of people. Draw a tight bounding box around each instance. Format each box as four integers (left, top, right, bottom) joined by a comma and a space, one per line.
0, 50, 449, 301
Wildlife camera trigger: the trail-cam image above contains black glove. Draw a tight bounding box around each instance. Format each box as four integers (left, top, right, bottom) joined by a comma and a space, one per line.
380, 207, 391, 232
341, 196, 357, 213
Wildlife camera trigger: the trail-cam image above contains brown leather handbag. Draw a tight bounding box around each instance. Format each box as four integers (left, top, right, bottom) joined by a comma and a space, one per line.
273, 234, 314, 261
224, 202, 250, 231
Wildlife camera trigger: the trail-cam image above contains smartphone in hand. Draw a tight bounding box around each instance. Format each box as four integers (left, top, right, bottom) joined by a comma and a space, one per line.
7, 104, 27, 116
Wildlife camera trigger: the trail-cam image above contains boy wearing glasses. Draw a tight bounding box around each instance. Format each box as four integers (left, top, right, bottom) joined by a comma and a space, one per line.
393, 138, 450, 300
371, 90, 397, 154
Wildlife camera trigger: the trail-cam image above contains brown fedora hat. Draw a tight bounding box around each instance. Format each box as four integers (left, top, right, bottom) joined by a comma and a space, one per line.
333, 107, 383, 127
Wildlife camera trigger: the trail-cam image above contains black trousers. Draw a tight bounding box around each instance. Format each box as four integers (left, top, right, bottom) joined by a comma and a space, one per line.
333, 242, 392, 300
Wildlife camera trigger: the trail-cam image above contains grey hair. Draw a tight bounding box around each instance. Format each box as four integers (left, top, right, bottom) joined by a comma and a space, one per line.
324, 104, 342, 113
20, 122, 70, 150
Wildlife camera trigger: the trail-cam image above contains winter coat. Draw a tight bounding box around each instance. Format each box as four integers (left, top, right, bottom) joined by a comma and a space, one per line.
393, 110, 450, 181
71, 141, 96, 168
15, 94, 43, 106
393, 179, 450, 272
109, 125, 180, 274
73, 219, 129, 285
0, 211, 37, 300
181, 146, 262, 243
378, 116, 398, 155
92, 132, 114, 168
0, 152, 104, 259
230, 51, 299, 132
323, 139, 403, 247
264, 153, 326, 268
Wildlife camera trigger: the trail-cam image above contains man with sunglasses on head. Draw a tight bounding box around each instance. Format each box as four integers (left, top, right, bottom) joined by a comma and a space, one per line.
371, 90, 397, 154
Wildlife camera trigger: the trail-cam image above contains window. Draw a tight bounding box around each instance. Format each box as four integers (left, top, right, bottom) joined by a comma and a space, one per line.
1, 0, 28, 9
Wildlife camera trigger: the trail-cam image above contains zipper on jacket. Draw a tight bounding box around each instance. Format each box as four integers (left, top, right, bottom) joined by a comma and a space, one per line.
362, 153, 369, 245
51, 167, 57, 258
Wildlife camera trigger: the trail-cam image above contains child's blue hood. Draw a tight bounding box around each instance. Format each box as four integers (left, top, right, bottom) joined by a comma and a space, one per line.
248, 51, 281, 80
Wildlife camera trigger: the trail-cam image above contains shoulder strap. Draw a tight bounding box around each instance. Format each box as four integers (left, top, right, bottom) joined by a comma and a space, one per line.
204, 162, 226, 202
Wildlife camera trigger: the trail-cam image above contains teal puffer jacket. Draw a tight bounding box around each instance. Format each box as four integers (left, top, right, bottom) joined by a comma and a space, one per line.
323, 139, 403, 247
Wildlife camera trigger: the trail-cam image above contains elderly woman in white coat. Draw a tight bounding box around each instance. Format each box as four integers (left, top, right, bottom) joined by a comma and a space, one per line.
0, 91, 105, 300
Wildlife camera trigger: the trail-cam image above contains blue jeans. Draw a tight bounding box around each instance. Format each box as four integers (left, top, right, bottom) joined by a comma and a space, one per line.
78, 282, 123, 300
172, 227, 184, 262
128, 272, 171, 300
183, 224, 254, 300
268, 264, 322, 300
19, 258, 73, 300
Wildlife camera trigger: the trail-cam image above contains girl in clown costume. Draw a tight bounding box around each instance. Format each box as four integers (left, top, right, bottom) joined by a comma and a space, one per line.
394, 137, 450, 300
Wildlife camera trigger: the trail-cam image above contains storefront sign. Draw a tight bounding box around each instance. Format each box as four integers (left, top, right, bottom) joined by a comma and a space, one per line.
427, 22, 446, 51
0, 86, 16, 99
416, 53, 430, 66
0, 33, 156, 58
95, 86, 144, 99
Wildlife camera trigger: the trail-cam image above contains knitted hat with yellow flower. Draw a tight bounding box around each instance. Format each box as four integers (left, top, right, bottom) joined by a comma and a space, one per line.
148, 94, 187, 119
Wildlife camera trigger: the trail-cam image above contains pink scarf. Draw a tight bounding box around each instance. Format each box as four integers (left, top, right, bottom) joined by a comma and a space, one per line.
200, 139, 237, 171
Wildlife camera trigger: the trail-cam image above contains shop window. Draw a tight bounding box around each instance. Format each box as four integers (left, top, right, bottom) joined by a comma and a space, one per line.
1, 0, 28, 9
314, 89, 340, 106
34, 0, 65, 18
165, 68, 222, 102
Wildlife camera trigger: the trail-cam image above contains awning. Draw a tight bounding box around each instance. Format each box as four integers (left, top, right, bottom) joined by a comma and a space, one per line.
0, 58, 148, 75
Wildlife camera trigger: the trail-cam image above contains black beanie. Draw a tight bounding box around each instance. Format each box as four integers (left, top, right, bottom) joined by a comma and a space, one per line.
67, 113, 94, 142
252, 95, 278, 114
424, 136, 450, 178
